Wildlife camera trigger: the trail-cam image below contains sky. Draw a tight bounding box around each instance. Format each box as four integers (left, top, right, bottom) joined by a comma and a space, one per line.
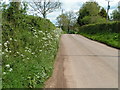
46, 0, 120, 25
2, 0, 120, 24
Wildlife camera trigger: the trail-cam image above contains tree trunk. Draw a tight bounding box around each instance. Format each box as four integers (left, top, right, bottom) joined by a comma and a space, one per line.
43, 0, 46, 18
43, 12, 46, 18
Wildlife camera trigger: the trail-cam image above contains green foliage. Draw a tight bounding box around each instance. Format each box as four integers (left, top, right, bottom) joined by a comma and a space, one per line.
4, 2, 20, 21
99, 7, 107, 18
79, 21, 119, 34
77, 1, 106, 26
81, 33, 119, 49
2, 12, 62, 88
80, 15, 106, 25
56, 11, 76, 33
2, 2, 28, 23
78, 21, 120, 48
80, 2, 100, 16
111, 9, 120, 21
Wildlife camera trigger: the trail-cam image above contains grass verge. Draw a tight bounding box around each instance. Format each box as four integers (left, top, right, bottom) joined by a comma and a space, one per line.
80, 32, 119, 49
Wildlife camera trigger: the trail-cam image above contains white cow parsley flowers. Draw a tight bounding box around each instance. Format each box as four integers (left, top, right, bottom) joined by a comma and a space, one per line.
5, 64, 10, 68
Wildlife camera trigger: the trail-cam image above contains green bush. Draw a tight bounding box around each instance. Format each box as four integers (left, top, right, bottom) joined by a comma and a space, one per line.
79, 21, 120, 49
2, 15, 63, 88
79, 21, 120, 34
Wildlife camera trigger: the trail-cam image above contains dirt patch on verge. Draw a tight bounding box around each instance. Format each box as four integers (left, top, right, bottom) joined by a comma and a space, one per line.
45, 37, 67, 88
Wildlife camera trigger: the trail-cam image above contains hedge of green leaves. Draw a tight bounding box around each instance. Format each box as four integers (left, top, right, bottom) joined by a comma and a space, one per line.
79, 21, 120, 49
2, 15, 63, 88
79, 21, 119, 34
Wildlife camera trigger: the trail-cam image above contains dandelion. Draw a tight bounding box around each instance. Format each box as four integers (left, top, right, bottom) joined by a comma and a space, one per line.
5, 64, 10, 68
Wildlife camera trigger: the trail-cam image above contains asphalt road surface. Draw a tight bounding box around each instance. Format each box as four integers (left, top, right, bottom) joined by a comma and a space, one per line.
45, 34, 118, 88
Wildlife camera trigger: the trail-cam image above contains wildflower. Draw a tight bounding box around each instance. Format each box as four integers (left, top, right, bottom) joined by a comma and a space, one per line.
28, 49, 31, 53
10, 38, 12, 41
21, 54, 24, 57
35, 35, 38, 38
14, 39, 17, 42
4, 42, 7, 47
25, 47, 28, 49
6, 41, 9, 43
5, 55, 8, 57
3, 72, 6, 75
9, 68, 13, 72
39, 50, 42, 52
5, 64, 10, 68
25, 50, 27, 52
16, 52, 19, 54
39, 31, 43, 33
27, 57, 29, 60
5, 48, 8, 52
32, 52, 35, 55
42, 37, 47, 40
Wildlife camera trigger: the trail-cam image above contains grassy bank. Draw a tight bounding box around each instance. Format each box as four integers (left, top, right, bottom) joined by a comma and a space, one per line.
2, 15, 63, 88
80, 33, 119, 49
79, 22, 120, 49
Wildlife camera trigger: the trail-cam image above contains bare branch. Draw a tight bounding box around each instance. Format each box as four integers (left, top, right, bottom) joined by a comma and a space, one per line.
28, 0, 61, 18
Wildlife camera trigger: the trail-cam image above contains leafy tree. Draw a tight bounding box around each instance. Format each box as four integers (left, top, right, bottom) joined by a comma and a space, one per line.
4, 1, 21, 22
77, 1, 106, 26
111, 9, 120, 21
2, 0, 28, 23
99, 7, 107, 18
56, 11, 76, 33
29, 0, 61, 18
56, 14, 69, 31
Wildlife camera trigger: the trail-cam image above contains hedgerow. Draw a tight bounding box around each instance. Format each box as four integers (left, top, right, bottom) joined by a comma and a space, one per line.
79, 21, 120, 49
79, 21, 119, 34
2, 15, 63, 88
